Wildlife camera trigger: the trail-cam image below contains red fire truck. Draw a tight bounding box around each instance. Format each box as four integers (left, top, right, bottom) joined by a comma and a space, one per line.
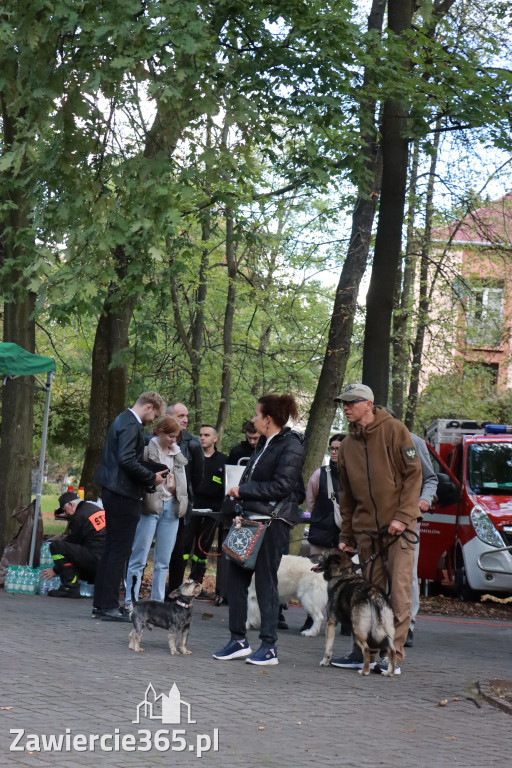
418, 419, 512, 599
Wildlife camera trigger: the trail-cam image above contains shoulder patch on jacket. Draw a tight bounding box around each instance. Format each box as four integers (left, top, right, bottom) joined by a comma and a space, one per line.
402, 446, 417, 462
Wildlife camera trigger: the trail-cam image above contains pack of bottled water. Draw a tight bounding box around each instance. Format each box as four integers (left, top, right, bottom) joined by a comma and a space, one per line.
39, 541, 54, 569
4, 565, 40, 595
37, 541, 60, 595
39, 574, 61, 595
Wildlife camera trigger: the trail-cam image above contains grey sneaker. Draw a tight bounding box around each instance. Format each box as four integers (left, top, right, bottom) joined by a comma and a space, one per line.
372, 656, 401, 676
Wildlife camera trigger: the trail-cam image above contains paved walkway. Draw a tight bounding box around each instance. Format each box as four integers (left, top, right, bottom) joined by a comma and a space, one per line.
1, 590, 511, 767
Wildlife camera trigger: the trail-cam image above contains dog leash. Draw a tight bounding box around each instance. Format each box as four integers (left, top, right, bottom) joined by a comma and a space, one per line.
355, 526, 419, 573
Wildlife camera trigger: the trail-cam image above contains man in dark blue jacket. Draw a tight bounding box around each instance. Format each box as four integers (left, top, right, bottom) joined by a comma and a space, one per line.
94, 391, 166, 621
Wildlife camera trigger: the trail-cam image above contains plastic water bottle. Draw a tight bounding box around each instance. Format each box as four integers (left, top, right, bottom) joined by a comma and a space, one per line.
39, 578, 49, 596
4, 567, 13, 593
39, 542, 53, 569
80, 581, 94, 597
8, 566, 18, 594
14, 567, 21, 594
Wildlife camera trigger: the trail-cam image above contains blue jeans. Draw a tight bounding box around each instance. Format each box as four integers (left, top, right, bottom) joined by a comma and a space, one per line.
125, 499, 179, 604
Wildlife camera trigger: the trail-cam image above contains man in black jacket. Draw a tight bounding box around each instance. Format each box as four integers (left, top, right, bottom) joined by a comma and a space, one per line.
94, 391, 166, 621
165, 402, 205, 594
41, 492, 106, 598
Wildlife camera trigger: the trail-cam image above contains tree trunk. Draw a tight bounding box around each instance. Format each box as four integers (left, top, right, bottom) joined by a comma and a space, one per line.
189, 215, 210, 433
0, 67, 37, 550
0, 293, 36, 551
362, 0, 414, 405
391, 140, 420, 418
216, 207, 236, 447
301, 0, 386, 489
79, 278, 135, 498
405, 122, 441, 429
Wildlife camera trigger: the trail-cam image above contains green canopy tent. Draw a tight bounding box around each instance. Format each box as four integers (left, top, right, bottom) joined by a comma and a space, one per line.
0, 343, 56, 566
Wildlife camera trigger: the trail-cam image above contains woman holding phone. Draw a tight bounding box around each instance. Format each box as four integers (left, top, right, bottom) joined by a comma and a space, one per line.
125, 415, 188, 606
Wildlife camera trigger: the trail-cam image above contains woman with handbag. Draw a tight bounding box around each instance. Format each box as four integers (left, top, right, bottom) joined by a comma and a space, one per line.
213, 393, 305, 666
125, 415, 188, 606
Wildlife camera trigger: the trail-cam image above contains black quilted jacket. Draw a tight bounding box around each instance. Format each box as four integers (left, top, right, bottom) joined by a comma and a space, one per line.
238, 428, 305, 524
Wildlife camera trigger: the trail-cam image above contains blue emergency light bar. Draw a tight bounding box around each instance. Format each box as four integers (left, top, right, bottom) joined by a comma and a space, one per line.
484, 424, 512, 435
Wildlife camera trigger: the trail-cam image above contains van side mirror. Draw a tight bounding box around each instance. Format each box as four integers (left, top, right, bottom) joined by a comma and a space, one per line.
435, 473, 459, 506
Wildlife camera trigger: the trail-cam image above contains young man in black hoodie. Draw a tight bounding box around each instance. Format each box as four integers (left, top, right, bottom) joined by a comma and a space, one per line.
180, 424, 228, 587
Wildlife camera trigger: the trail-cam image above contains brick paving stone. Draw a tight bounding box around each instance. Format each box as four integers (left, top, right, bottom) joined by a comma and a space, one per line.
0, 591, 511, 767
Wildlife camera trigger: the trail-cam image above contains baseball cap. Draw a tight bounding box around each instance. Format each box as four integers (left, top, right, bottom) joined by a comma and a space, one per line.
57, 491, 80, 513
334, 383, 374, 403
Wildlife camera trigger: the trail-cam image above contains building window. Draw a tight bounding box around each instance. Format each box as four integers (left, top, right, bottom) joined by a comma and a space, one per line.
454, 279, 504, 347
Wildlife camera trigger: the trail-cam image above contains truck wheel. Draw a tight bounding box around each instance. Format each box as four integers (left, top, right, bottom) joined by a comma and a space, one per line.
454, 564, 477, 602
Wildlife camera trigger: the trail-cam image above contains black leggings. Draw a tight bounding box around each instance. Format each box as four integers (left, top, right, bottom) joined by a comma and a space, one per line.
227, 519, 290, 647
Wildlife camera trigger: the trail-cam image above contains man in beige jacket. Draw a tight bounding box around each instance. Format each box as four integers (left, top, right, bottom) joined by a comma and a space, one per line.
331, 383, 422, 675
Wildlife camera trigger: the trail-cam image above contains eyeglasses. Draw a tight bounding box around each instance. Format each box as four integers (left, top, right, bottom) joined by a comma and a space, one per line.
342, 399, 367, 407
329, 446, 339, 452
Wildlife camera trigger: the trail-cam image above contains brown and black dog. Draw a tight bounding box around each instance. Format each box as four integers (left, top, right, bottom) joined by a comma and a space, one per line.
128, 578, 202, 655
318, 550, 396, 676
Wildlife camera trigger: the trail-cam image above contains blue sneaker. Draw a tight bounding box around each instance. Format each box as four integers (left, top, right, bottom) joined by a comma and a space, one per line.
330, 651, 376, 670
245, 645, 278, 666
212, 638, 252, 660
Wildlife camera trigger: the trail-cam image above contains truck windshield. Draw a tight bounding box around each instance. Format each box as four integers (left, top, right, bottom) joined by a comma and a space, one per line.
467, 443, 512, 494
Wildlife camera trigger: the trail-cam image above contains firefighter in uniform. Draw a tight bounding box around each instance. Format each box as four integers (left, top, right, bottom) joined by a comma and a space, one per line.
41, 491, 106, 598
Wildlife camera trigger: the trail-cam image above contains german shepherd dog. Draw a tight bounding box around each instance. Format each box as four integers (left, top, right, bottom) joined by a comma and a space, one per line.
128, 578, 202, 655
318, 551, 396, 676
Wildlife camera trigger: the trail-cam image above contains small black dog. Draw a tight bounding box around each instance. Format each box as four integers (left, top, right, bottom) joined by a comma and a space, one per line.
128, 578, 202, 655
318, 550, 396, 676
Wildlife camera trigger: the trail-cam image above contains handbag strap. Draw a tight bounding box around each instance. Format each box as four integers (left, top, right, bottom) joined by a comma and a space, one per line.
240, 498, 285, 526
325, 467, 342, 529
268, 499, 285, 521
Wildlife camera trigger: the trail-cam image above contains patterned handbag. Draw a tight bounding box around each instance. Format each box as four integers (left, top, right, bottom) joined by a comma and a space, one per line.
222, 501, 284, 570
222, 519, 269, 569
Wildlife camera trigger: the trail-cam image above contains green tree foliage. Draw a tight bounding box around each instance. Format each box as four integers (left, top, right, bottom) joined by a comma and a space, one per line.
415, 365, 512, 430
2, 0, 512, 516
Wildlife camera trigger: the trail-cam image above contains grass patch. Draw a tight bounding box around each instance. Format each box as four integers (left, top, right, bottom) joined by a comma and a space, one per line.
33, 495, 67, 538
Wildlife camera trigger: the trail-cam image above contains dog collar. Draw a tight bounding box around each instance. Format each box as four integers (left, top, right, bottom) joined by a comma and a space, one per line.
176, 599, 191, 609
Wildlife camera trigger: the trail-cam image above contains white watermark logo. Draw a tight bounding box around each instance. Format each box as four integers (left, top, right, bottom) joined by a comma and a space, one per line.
10, 682, 219, 757
133, 682, 195, 724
